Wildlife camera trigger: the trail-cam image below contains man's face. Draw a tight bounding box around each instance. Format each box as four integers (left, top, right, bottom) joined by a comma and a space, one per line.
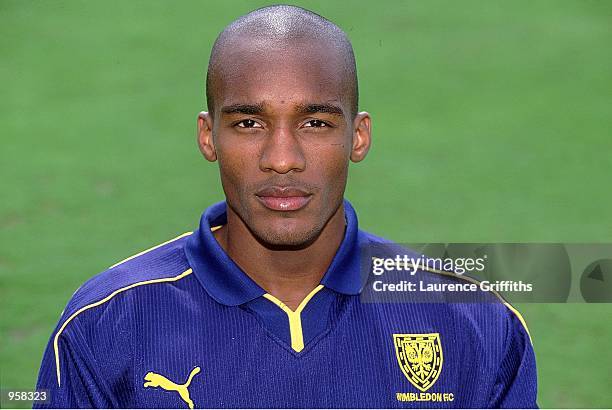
199, 38, 370, 247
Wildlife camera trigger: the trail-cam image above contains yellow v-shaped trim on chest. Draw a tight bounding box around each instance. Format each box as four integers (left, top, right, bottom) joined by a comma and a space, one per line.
263, 284, 325, 352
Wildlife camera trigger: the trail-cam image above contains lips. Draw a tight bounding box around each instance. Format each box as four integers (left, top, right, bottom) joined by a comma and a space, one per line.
255, 186, 312, 211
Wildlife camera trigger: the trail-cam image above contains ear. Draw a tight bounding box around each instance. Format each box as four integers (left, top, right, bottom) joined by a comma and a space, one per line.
197, 111, 217, 162
350, 112, 372, 162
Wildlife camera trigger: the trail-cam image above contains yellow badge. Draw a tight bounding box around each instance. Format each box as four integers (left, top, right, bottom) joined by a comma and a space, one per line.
393, 333, 443, 392
144, 366, 201, 409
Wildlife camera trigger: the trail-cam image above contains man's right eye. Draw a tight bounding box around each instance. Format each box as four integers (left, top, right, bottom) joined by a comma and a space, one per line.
236, 119, 262, 128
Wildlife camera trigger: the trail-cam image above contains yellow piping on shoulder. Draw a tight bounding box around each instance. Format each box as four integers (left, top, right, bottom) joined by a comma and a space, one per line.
109, 232, 193, 269
502, 302, 531, 341
53, 268, 193, 387
263, 284, 324, 352
378, 258, 532, 343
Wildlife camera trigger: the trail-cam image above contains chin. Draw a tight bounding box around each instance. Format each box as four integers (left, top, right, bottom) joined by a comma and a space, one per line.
252, 222, 322, 250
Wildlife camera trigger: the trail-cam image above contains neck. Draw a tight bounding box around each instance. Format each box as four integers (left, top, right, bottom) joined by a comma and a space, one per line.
214, 204, 346, 310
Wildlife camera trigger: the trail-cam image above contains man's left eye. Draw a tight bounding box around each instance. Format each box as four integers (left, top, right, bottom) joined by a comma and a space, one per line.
304, 119, 328, 128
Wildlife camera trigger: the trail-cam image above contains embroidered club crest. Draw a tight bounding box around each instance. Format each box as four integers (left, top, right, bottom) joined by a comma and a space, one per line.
393, 333, 443, 392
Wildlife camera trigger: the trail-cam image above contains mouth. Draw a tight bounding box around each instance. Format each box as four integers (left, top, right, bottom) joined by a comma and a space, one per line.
255, 186, 313, 211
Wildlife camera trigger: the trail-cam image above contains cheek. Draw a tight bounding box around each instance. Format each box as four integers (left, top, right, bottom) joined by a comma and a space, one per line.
308, 144, 350, 190
216, 140, 259, 194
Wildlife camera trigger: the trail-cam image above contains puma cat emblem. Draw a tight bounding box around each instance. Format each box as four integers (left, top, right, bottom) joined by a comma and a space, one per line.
144, 366, 201, 409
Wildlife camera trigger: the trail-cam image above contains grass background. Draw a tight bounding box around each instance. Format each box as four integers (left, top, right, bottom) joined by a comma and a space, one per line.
1, 0, 611, 407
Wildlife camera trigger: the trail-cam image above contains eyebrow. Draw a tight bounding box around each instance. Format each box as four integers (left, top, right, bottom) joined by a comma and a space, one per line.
220, 103, 265, 115
296, 103, 344, 116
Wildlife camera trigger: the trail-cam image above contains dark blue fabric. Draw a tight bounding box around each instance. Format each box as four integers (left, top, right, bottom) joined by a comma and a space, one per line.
35, 200, 538, 408
185, 201, 265, 306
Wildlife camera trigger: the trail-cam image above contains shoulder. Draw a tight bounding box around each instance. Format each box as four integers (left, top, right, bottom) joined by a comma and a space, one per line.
49, 232, 196, 387
60, 232, 195, 325
358, 231, 531, 342
416, 264, 532, 343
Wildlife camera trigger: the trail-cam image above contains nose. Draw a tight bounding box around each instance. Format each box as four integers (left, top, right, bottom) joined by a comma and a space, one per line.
259, 125, 306, 174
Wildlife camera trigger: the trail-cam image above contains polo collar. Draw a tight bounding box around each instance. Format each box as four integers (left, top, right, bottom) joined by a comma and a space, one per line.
184, 199, 366, 306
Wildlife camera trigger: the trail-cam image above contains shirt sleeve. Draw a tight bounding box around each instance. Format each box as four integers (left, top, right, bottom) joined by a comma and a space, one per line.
34, 318, 117, 408
488, 308, 538, 408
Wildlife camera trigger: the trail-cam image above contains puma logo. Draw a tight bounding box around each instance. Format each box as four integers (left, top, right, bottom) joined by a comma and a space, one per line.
143, 366, 201, 409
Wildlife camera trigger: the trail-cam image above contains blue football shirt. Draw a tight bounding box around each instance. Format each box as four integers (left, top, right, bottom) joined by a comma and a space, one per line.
35, 200, 537, 408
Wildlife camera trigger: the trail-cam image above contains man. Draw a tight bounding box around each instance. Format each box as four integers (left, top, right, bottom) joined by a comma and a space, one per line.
35, 5, 537, 408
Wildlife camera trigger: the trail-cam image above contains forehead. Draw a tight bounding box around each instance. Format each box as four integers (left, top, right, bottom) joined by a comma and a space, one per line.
212, 37, 352, 110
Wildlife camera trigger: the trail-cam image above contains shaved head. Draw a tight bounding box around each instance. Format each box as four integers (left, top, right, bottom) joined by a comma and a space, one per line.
206, 5, 359, 117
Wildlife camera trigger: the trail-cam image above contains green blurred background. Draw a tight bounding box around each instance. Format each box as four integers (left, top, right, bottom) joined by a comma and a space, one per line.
1, 0, 611, 408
